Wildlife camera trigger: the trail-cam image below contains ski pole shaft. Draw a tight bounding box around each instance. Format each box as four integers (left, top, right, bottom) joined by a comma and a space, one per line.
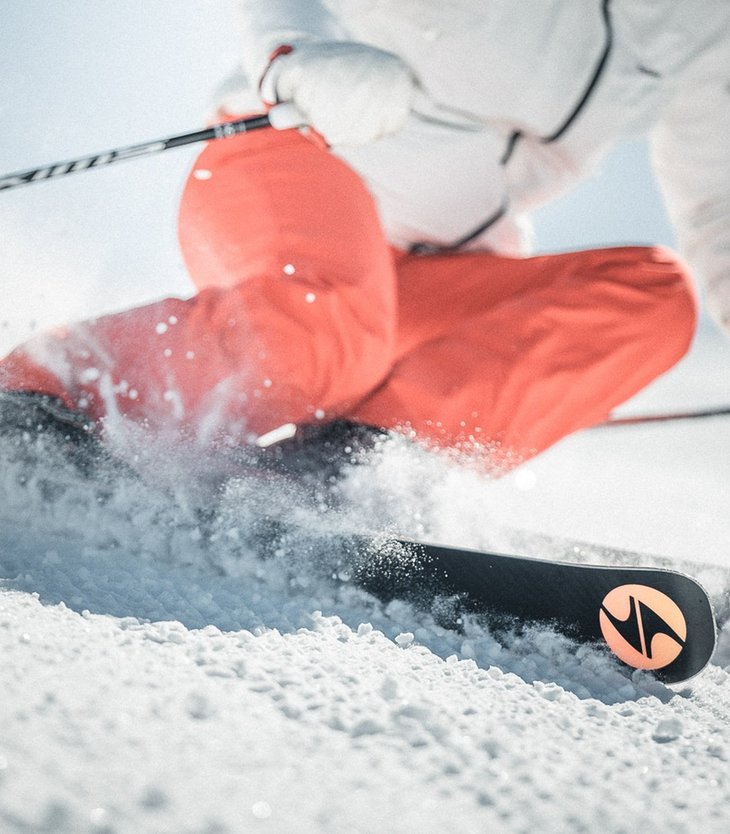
599, 404, 730, 427
0, 104, 304, 192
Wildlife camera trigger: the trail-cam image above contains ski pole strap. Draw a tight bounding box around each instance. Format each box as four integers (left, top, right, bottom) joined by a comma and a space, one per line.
0, 104, 305, 192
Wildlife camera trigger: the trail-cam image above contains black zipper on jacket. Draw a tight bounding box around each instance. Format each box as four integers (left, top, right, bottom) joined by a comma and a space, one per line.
410, 200, 508, 255
412, 0, 613, 254
541, 0, 613, 143
503, 0, 614, 164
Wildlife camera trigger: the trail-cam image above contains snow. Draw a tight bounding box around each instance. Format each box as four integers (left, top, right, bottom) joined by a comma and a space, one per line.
2, 3, 730, 833
2, 590, 729, 834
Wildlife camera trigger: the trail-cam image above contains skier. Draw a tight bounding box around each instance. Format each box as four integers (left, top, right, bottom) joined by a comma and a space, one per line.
1, 0, 727, 473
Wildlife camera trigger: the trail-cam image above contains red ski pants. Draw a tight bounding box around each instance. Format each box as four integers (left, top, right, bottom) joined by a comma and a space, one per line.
0, 127, 697, 468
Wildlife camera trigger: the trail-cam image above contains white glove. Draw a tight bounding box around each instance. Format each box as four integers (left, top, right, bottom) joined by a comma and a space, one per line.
261, 41, 417, 146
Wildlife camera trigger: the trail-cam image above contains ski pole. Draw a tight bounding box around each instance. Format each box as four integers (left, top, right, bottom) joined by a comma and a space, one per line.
0, 103, 304, 192
599, 404, 730, 427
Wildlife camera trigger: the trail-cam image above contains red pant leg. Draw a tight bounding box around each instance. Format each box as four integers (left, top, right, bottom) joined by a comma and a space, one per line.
351, 246, 697, 468
0, 129, 397, 442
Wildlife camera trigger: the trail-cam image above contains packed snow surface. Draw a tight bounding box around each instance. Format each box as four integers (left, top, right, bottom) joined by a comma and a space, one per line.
2, 3, 730, 832
1, 424, 730, 834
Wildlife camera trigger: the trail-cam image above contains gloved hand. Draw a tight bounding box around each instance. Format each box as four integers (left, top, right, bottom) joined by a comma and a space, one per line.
260, 41, 417, 146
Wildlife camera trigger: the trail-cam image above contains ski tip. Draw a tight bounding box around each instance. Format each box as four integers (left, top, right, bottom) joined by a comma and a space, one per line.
597, 579, 716, 684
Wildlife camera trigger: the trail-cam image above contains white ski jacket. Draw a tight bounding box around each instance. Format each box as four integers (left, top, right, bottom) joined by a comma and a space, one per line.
235, 0, 730, 334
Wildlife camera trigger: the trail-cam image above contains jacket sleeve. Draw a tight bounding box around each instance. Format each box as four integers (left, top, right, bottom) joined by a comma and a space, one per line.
237, 0, 349, 85
650, 38, 730, 334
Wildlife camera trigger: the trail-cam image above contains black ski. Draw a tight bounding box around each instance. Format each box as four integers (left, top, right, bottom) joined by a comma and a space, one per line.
0, 398, 716, 684
344, 535, 716, 684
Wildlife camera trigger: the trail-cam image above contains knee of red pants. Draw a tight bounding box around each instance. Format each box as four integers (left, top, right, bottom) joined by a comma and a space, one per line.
597, 245, 698, 362
352, 244, 699, 467
178, 125, 393, 296
175, 125, 400, 432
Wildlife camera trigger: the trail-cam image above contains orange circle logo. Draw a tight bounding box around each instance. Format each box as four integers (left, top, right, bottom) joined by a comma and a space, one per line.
599, 584, 687, 671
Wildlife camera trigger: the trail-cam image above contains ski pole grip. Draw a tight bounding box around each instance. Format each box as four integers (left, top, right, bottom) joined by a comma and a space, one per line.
268, 103, 307, 131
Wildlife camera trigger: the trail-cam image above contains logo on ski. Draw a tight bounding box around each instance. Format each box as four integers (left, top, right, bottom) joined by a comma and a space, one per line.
599, 584, 687, 671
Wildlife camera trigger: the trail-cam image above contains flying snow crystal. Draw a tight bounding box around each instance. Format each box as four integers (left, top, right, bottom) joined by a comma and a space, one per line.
283, 263, 296, 275
305, 292, 316, 303
155, 322, 168, 335
193, 169, 212, 180
251, 802, 272, 820
79, 367, 101, 383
